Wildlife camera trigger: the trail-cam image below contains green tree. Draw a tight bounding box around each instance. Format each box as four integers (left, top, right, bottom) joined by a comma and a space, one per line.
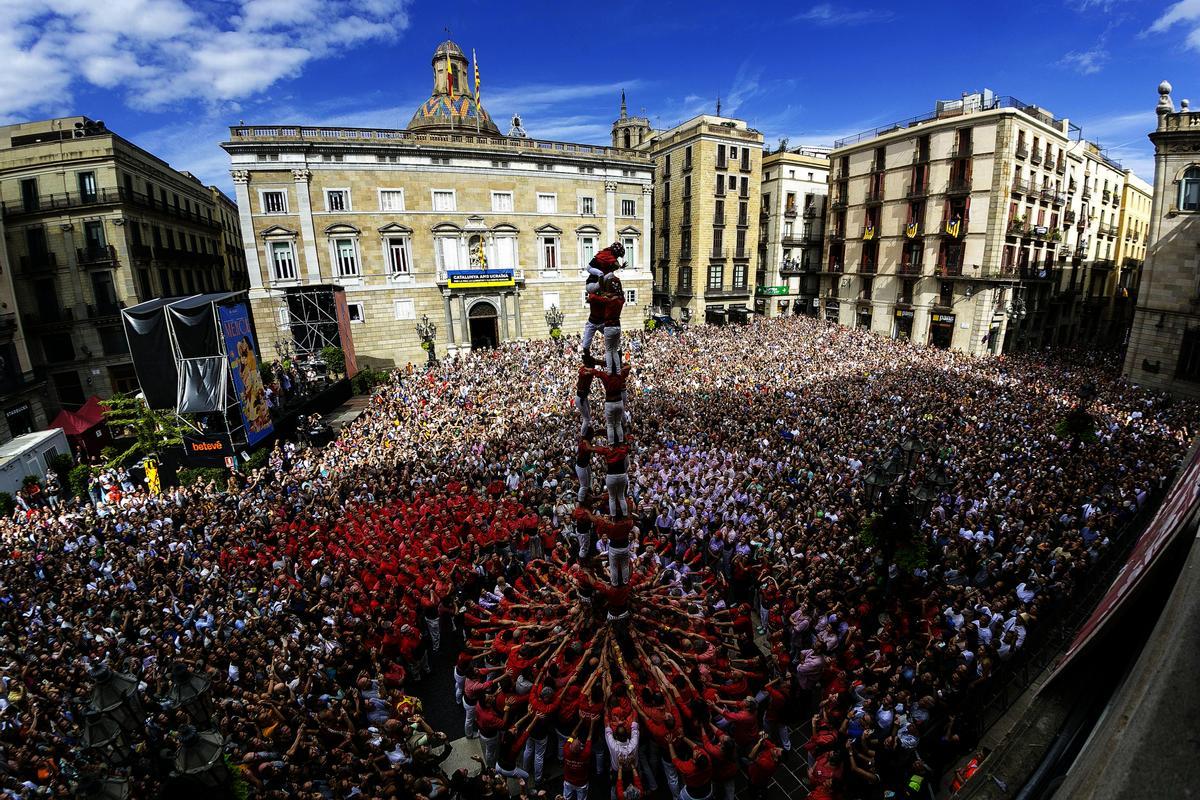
321, 346, 345, 377
102, 394, 186, 466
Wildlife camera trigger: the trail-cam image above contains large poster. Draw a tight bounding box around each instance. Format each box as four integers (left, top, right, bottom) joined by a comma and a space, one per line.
218, 303, 274, 446
332, 288, 359, 379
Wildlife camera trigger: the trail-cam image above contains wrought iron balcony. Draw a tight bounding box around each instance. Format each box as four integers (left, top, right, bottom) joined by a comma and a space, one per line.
951, 143, 973, 158
831, 196, 848, 209
804, 206, 817, 218
1012, 178, 1034, 195
18, 251, 57, 272
784, 205, 798, 218
1015, 145, 1029, 160
1055, 159, 1066, 175
1030, 150, 1043, 165
77, 244, 118, 268
905, 183, 927, 198
864, 188, 884, 204
898, 260, 923, 275
946, 178, 971, 195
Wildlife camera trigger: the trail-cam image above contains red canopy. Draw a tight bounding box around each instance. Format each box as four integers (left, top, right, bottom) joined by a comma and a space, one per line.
76, 395, 107, 426
50, 408, 96, 436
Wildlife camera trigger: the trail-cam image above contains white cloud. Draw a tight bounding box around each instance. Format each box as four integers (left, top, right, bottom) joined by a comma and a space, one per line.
1059, 47, 1109, 74
793, 3, 894, 25
0, 0, 412, 119
1147, 0, 1200, 49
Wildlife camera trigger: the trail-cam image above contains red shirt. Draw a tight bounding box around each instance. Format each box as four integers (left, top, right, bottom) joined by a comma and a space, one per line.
748, 742, 782, 787
563, 739, 592, 785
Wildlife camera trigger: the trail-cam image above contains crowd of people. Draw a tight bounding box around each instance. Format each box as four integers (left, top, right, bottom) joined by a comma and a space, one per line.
0, 304, 1193, 800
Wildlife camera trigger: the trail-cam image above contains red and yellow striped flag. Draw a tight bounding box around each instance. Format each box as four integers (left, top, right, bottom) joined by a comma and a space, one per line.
446, 48, 455, 101
473, 49, 480, 103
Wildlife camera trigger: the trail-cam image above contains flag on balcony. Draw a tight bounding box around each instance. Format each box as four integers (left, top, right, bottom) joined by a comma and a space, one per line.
863, 225, 875, 241
945, 217, 962, 238
905, 222, 919, 239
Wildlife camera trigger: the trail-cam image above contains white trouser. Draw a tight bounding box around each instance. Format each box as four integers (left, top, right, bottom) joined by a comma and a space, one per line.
582, 320, 604, 353
425, 616, 441, 652
604, 401, 625, 444
576, 464, 591, 502
454, 668, 465, 705
577, 526, 592, 560
606, 473, 629, 517
480, 731, 499, 768
608, 544, 631, 586
463, 697, 478, 738
603, 326, 622, 373
564, 780, 589, 800
523, 735, 549, 784
578, 393, 593, 435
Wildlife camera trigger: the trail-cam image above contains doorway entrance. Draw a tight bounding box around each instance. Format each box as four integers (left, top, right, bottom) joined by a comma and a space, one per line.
468, 301, 499, 349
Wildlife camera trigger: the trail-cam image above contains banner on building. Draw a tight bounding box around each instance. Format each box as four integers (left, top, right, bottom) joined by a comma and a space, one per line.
756, 285, 789, 296
332, 288, 359, 379
447, 269, 515, 289
218, 303, 275, 446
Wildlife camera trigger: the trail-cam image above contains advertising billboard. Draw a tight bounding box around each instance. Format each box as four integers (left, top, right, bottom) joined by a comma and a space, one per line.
218, 303, 274, 446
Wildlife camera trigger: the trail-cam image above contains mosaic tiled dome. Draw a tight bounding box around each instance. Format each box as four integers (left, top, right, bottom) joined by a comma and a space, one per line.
407, 40, 501, 135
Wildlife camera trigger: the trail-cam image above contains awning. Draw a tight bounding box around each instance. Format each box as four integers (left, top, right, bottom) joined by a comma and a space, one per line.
50, 408, 97, 436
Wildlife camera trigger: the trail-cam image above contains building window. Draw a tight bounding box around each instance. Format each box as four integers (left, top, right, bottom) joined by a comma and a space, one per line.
1180, 166, 1200, 211
537, 193, 558, 214
385, 236, 412, 277
262, 190, 287, 214
578, 235, 597, 269
394, 299, 416, 320
325, 189, 349, 212
625, 288, 639, 306
347, 302, 365, 323
493, 192, 514, 213
78, 171, 97, 202
579, 196, 595, 215
733, 262, 747, 289
436, 236, 464, 270
379, 189, 405, 211
621, 235, 638, 270
332, 238, 359, 277
540, 236, 560, 271
493, 236, 518, 268
685, 145, 693, 169
621, 199, 637, 217
432, 190, 456, 212
1178, 328, 1200, 380
708, 264, 724, 291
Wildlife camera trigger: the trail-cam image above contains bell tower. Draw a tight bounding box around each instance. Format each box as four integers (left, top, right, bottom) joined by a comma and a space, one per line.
611, 90, 653, 151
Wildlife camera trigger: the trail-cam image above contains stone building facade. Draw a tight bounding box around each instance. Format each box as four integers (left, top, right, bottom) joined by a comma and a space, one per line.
1124, 82, 1200, 398
223, 41, 653, 368
758, 148, 830, 317
636, 115, 764, 325
0, 116, 237, 418
820, 90, 1148, 356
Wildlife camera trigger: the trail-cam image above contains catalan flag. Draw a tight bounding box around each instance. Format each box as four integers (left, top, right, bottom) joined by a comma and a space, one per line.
946, 217, 962, 238
863, 225, 875, 241
446, 49, 455, 101
905, 222, 919, 239
473, 49, 480, 103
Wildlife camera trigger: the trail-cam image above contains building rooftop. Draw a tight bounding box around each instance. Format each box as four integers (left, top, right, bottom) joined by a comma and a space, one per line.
833, 91, 1082, 149
223, 125, 652, 165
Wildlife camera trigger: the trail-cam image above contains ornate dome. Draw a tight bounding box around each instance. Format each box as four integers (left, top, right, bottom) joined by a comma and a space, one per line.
408, 39, 501, 135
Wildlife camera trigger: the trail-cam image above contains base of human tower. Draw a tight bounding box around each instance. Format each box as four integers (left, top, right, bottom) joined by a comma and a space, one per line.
463, 553, 762, 743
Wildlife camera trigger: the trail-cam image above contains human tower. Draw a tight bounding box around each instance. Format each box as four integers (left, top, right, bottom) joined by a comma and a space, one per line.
464, 243, 759, 795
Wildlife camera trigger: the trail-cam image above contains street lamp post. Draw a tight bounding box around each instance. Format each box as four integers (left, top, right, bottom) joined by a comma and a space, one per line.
88, 665, 144, 736
545, 305, 564, 339
415, 314, 438, 368
174, 726, 231, 791
167, 663, 215, 729
861, 435, 953, 591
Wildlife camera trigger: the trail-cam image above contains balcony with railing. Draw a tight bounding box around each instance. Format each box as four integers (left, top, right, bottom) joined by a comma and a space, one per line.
1055, 158, 1066, 175
804, 205, 817, 218
2, 187, 121, 217
936, 257, 964, 277
1098, 222, 1119, 237
858, 257, 877, 274
1082, 185, 1092, 200
1012, 178, 1034, 195
1102, 189, 1111, 204
710, 247, 727, 260
938, 216, 968, 237
898, 257, 924, 275
829, 227, 846, 242
1064, 210, 1077, 224
831, 196, 848, 209
77, 244, 118, 268
905, 182, 927, 199
864, 187, 884, 204
951, 142, 973, 159
1068, 179, 1077, 193
913, 146, 931, 164
784, 204, 798, 218
1030, 150, 1043, 165
1016, 145, 1029, 160
946, 177, 971, 195
870, 158, 886, 173
1041, 189, 1065, 206
780, 259, 818, 275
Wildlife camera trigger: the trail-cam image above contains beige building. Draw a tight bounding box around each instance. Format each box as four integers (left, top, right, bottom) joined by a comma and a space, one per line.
0, 207, 46, 442
820, 90, 1148, 355
758, 147, 830, 317
208, 184, 251, 292
624, 113, 763, 325
223, 40, 653, 367
0, 117, 236, 418
1124, 81, 1200, 397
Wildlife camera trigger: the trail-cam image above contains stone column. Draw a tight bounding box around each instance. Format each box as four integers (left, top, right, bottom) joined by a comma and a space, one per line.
459, 294, 470, 344
513, 287, 524, 338
292, 169, 321, 283
605, 180, 617, 244
231, 170, 264, 291
641, 185, 653, 273
499, 293, 510, 341
443, 292, 455, 346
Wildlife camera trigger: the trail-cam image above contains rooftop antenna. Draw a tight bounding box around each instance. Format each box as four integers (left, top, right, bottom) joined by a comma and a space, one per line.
716, 92, 722, 117
508, 113, 527, 138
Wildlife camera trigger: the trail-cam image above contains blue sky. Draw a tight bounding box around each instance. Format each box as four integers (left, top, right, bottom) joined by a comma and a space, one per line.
1, 0, 1197, 192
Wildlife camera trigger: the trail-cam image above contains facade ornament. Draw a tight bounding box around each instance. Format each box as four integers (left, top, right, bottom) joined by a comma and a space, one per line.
604, 180, 618, 193
292, 168, 312, 183
231, 170, 250, 185
642, 185, 654, 196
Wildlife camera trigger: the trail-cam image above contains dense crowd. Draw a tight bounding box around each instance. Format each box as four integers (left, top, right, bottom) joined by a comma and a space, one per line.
0, 315, 1194, 800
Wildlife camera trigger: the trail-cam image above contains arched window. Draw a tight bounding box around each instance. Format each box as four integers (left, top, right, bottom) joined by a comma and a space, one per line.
623, 129, 631, 149
1181, 166, 1200, 211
